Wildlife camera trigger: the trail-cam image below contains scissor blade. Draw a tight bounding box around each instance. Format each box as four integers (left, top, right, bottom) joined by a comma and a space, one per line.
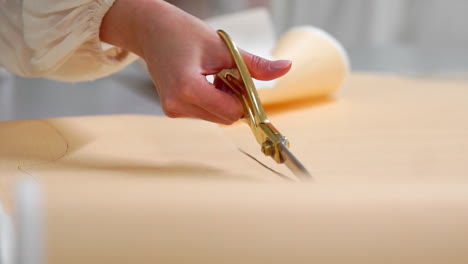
279, 142, 312, 180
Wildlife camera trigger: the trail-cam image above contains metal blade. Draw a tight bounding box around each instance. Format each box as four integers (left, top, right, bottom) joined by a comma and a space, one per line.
279, 142, 312, 180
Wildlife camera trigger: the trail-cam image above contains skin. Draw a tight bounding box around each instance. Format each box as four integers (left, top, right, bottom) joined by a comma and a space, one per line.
100, 0, 291, 125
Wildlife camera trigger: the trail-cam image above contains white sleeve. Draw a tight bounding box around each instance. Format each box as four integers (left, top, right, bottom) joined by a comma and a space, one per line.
0, 0, 138, 82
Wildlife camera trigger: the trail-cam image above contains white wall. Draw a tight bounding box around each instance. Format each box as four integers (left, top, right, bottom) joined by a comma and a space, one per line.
271, 0, 468, 50
168, 0, 467, 73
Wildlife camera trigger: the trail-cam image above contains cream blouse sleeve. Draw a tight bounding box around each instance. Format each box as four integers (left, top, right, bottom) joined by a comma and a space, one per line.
0, 0, 138, 82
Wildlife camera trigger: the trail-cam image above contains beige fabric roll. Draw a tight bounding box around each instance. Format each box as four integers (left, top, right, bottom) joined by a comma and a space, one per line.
259, 26, 349, 106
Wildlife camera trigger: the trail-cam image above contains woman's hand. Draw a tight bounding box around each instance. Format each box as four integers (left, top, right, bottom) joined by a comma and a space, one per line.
101, 0, 291, 124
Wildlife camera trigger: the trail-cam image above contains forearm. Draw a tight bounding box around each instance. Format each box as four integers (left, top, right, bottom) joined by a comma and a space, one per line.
100, 0, 171, 57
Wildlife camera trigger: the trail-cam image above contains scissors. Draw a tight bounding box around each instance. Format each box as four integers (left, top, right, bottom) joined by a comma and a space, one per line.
216, 30, 312, 181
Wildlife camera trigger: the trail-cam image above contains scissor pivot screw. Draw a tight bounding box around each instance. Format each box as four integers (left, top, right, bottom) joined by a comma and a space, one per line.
261, 140, 275, 157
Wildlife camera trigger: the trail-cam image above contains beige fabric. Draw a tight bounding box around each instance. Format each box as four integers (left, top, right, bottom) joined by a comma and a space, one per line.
0, 0, 138, 81
1, 73, 468, 263
0, 115, 285, 212
258, 26, 349, 105
42, 179, 468, 264
229, 73, 468, 182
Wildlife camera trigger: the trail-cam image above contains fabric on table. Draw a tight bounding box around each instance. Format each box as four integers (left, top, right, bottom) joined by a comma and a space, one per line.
0, 74, 467, 263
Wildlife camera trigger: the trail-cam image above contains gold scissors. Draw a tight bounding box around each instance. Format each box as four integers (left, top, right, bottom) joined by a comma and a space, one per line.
216, 30, 312, 180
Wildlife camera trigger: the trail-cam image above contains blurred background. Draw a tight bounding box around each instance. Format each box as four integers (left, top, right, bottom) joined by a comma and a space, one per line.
1, 0, 467, 121
173, 0, 468, 74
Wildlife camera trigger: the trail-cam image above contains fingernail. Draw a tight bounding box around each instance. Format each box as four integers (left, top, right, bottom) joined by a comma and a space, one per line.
271, 60, 292, 70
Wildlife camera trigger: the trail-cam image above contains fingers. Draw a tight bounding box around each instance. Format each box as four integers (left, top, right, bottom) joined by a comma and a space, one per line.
164, 103, 235, 125
160, 76, 243, 125
240, 50, 292, 81
208, 36, 292, 80
194, 76, 243, 122
213, 75, 235, 95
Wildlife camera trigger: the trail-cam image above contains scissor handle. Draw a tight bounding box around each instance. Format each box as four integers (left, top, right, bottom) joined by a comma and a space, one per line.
216, 30, 268, 124
216, 30, 289, 164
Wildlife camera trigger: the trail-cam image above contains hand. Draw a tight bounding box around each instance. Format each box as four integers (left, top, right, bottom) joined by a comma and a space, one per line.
101, 0, 291, 124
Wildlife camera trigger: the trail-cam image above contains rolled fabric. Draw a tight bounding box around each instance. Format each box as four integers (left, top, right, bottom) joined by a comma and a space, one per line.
258, 26, 350, 106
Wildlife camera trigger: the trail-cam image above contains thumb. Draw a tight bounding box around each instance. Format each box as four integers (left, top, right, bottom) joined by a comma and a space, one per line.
240, 50, 292, 81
